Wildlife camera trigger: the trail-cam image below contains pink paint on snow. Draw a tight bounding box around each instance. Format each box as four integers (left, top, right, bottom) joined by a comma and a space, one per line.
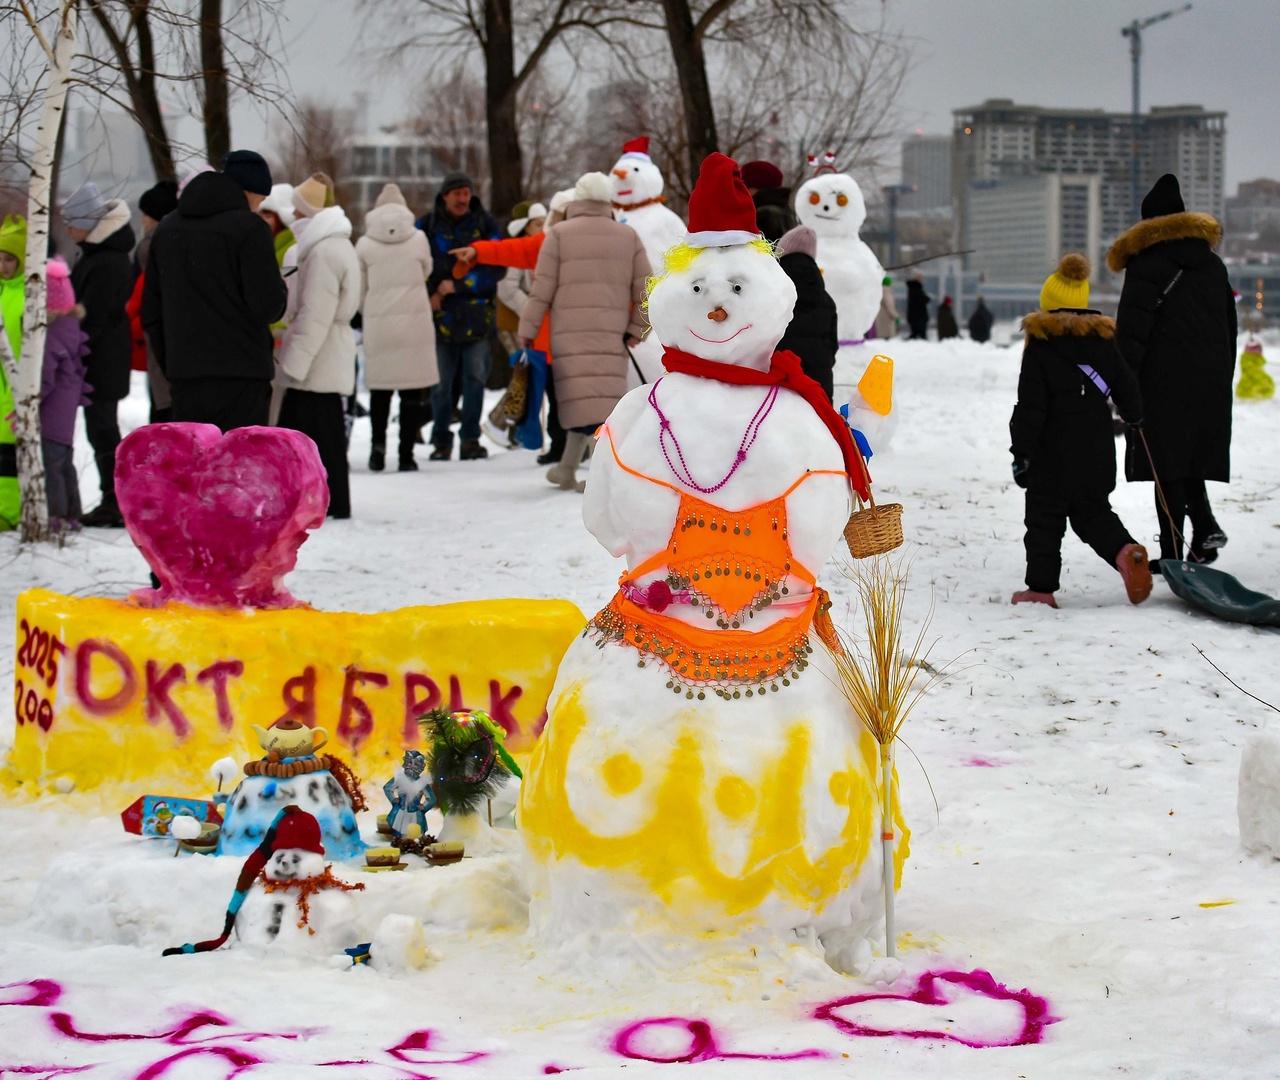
965, 756, 1004, 768
813, 968, 1056, 1048
116, 423, 328, 610
0, 979, 62, 1007
611, 1016, 827, 1064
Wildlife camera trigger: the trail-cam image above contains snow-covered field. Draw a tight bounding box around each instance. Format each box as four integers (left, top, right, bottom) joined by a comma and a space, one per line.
2, 334, 1279, 1078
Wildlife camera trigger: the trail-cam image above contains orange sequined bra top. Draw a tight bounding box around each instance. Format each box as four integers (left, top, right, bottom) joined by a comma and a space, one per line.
588, 425, 845, 701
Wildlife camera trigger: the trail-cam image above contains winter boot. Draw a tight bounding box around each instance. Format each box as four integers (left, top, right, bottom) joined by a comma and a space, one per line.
1011, 590, 1058, 608
369, 444, 386, 472
429, 440, 452, 462
1115, 543, 1153, 605
398, 452, 419, 472
460, 440, 489, 461
80, 499, 124, 528
547, 431, 588, 491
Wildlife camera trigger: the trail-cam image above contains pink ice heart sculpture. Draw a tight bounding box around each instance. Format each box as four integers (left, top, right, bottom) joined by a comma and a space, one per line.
813, 968, 1056, 1048
116, 423, 328, 609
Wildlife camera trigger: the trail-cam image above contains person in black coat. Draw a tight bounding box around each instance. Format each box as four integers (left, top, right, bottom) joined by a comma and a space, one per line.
775, 225, 837, 400
905, 274, 930, 339
63, 183, 137, 527
1108, 173, 1237, 566
968, 296, 994, 343
936, 295, 959, 340
142, 151, 287, 433
1010, 253, 1151, 608
742, 160, 796, 244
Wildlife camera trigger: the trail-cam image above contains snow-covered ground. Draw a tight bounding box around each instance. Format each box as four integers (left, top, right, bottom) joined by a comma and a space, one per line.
2, 335, 1279, 1078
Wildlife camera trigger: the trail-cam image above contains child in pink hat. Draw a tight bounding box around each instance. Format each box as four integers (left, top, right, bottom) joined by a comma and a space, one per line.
41, 258, 91, 531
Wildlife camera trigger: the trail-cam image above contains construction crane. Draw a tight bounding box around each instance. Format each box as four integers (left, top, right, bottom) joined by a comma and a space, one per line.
1122, 4, 1193, 220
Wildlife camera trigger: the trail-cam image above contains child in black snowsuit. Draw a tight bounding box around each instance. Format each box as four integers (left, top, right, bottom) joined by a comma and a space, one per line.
1009, 253, 1152, 607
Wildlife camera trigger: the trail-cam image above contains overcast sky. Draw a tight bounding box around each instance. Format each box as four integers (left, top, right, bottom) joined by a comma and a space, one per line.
250, 0, 1276, 190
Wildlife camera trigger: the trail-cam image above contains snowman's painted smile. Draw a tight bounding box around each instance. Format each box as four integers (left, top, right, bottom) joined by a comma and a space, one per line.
815, 212, 841, 220
690, 323, 752, 344
617, 188, 633, 197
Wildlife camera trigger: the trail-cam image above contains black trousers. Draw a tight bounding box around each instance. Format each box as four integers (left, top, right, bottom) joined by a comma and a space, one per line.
170, 378, 271, 432
1023, 488, 1132, 593
278, 388, 350, 519
1155, 478, 1219, 561
369, 388, 428, 457
544, 371, 565, 458
82, 397, 121, 501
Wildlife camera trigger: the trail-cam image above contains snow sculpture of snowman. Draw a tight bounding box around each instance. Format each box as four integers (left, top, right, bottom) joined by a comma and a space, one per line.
795, 153, 889, 415
521, 153, 903, 971
610, 136, 687, 384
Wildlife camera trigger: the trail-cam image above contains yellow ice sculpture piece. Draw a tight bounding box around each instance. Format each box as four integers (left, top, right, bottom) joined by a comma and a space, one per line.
1236, 343, 1274, 400
857, 353, 895, 416
5, 589, 583, 798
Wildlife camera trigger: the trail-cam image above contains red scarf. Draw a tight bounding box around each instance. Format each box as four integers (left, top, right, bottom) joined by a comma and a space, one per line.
662, 346, 871, 500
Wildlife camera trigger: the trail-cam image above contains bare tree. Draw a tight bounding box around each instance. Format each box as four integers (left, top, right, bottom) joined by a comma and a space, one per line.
0, 0, 78, 542
199, 0, 230, 163
269, 96, 358, 205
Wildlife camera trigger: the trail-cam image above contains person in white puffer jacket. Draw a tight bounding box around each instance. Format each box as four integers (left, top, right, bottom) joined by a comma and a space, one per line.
278, 198, 361, 519
356, 183, 438, 473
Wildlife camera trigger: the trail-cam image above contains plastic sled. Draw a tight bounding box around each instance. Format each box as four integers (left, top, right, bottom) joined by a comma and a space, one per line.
1160, 560, 1280, 628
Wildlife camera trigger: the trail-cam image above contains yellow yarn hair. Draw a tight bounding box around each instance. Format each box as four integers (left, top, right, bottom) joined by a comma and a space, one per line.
1040, 251, 1090, 311
644, 237, 775, 307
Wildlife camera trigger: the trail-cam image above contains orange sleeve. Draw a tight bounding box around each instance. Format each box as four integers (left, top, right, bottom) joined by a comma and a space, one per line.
471, 232, 545, 271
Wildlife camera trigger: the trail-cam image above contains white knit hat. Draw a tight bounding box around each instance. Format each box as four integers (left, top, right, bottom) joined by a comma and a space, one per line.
574, 172, 613, 203
258, 183, 296, 227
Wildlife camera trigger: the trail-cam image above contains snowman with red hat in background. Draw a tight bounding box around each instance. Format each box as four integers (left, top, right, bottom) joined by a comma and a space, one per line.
164, 807, 363, 956
794, 152, 894, 448
610, 136, 687, 383
519, 153, 899, 975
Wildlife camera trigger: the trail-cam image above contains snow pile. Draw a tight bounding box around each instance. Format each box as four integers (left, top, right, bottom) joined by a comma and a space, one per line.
1238, 732, 1280, 858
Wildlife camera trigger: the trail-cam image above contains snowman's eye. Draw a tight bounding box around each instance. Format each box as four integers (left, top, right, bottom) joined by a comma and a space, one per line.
836, 193, 849, 207
732, 283, 742, 294
692, 284, 701, 293
808, 192, 820, 205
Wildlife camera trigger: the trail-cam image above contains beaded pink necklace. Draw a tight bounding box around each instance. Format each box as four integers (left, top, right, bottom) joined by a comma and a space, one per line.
646, 377, 779, 494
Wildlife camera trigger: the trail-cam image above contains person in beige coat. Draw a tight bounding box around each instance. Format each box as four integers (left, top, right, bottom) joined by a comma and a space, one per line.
278, 201, 361, 518
357, 183, 437, 472
519, 172, 650, 491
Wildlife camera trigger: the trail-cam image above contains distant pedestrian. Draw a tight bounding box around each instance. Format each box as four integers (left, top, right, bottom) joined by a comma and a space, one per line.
356, 182, 437, 473
518, 171, 650, 491
278, 191, 360, 519
421, 173, 505, 462
936, 295, 959, 340
742, 160, 795, 243
1109, 173, 1237, 567
1009, 253, 1151, 608
40, 257, 90, 532
968, 296, 994, 343
905, 272, 930, 339
258, 184, 297, 266
127, 179, 178, 422
64, 181, 136, 527
872, 275, 900, 340
143, 150, 287, 433
775, 224, 838, 401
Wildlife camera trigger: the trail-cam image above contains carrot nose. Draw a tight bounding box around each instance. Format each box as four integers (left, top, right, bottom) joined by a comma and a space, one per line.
707, 307, 729, 323
612, 169, 628, 180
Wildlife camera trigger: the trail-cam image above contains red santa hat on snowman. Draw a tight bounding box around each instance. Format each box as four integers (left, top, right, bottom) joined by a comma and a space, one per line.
685, 151, 761, 249
619, 135, 652, 162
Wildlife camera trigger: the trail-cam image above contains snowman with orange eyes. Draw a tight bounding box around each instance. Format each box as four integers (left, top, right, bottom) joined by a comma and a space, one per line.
795, 153, 887, 410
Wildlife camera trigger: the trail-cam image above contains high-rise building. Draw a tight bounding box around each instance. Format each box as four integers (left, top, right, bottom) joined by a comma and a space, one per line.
952, 98, 1226, 272
899, 134, 952, 213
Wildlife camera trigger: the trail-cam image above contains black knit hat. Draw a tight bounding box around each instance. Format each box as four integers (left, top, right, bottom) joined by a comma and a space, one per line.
438, 173, 474, 198
138, 180, 179, 220
1141, 173, 1185, 219
221, 149, 273, 196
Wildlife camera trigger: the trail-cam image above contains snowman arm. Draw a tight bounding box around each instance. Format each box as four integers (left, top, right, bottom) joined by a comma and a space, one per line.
583, 391, 649, 554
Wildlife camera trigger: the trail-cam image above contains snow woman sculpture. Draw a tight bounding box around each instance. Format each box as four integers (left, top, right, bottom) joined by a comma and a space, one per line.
520, 153, 905, 971
795, 152, 889, 414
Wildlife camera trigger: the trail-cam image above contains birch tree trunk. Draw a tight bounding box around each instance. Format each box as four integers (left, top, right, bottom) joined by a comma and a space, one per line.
0, 1, 79, 543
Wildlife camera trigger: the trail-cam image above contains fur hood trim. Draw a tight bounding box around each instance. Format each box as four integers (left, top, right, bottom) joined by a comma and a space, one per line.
1106, 211, 1221, 273
1022, 309, 1115, 341
85, 199, 132, 245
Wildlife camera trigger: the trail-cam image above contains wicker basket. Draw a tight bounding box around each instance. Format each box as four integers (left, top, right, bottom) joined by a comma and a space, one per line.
844, 491, 904, 559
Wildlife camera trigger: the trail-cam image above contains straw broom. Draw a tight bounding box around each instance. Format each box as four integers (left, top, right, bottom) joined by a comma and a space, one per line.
830, 556, 941, 958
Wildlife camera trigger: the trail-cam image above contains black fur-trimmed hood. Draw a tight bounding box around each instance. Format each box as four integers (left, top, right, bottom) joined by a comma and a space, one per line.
1106, 211, 1222, 273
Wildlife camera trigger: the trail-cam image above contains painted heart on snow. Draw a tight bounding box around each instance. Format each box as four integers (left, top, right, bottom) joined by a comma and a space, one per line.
116, 423, 328, 609
813, 968, 1056, 1048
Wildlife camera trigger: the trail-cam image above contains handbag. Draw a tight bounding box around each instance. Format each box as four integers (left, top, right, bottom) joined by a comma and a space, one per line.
485, 351, 531, 439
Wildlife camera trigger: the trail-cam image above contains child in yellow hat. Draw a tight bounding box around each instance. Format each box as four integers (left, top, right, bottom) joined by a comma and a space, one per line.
1009, 253, 1151, 607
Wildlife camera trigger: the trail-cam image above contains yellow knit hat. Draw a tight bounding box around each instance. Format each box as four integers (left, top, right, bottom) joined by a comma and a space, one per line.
1040, 252, 1090, 311
0, 214, 26, 273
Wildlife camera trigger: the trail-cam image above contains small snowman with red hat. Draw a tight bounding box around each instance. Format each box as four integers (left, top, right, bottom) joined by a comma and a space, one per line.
520, 153, 898, 973
610, 136, 688, 382
795, 151, 888, 410
164, 806, 363, 956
